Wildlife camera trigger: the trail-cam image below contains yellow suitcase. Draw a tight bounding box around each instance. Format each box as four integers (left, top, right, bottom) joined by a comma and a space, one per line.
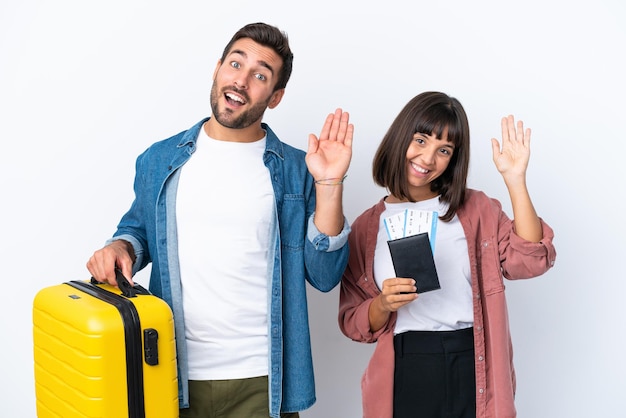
33, 271, 178, 418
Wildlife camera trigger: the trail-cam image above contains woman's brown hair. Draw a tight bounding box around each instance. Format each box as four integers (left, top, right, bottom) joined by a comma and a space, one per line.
372, 91, 470, 222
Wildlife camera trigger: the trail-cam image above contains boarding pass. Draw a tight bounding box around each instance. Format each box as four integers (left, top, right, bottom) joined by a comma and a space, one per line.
384, 209, 438, 252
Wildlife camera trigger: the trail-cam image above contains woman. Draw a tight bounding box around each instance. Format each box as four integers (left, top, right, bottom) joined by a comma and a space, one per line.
339, 92, 556, 417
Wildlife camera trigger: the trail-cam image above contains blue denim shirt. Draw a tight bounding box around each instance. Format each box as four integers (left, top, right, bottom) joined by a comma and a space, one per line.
109, 118, 350, 417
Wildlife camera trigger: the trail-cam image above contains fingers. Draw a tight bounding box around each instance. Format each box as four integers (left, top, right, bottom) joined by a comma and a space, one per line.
87, 253, 117, 286
86, 241, 134, 286
382, 277, 417, 304
491, 137, 501, 159
327, 109, 343, 142
344, 120, 355, 149
380, 277, 418, 312
307, 133, 319, 155
116, 260, 135, 287
494, 115, 532, 177
318, 108, 353, 143
523, 125, 531, 145
382, 277, 417, 296
516, 119, 524, 142
502, 115, 517, 143
502, 115, 531, 146
317, 112, 334, 141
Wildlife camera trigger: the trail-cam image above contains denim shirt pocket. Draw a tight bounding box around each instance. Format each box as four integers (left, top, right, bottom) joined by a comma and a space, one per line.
279, 193, 306, 251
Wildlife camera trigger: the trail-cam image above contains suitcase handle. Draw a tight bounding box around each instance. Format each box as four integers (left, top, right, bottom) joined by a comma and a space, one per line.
114, 269, 136, 297
90, 269, 151, 298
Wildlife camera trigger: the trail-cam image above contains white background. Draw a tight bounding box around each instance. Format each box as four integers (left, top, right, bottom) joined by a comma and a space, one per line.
2, 1, 625, 417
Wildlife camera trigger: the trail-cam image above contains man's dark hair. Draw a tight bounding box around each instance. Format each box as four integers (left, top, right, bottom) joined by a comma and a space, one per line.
220, 22, 294, 91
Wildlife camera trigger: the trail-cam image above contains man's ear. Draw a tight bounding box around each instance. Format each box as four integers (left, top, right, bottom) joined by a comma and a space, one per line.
268, 89, 285, 109
212, 60, 222, 80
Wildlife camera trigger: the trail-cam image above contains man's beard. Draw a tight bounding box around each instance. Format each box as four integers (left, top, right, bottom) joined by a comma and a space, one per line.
210, 82, 270, 129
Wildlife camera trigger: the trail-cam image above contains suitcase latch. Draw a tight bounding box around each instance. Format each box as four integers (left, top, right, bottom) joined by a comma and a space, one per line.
144, 328, 159, 366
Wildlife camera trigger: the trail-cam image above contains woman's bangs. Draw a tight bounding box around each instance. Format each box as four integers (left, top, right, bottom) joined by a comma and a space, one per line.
414, 108, 461, 146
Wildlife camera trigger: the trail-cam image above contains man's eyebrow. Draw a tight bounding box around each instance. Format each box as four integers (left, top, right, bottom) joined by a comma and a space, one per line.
229, 49, 275, 76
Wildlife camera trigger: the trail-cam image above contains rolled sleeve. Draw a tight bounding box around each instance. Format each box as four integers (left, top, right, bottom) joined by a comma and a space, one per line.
306, 213, 351, 252
106, 234, 146, 276
504, 220, 556, 278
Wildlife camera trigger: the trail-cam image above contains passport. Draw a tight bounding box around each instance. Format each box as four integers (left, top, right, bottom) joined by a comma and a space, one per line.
387, 232, 440, 293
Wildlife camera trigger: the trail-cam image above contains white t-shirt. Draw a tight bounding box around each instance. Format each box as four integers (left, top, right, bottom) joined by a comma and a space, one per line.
374, 196, 473, 333
176, 126, 274, 380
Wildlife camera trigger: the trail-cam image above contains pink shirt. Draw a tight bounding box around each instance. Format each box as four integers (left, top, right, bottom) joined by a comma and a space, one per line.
338, 189, 557, 418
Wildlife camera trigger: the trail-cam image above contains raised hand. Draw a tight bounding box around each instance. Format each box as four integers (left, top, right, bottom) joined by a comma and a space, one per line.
305, 108, 354, 182
491, 115, 543, 242
491, 115, 531, 183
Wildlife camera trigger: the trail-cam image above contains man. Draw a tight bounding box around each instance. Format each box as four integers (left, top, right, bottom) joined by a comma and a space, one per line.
87, 22, 353, 418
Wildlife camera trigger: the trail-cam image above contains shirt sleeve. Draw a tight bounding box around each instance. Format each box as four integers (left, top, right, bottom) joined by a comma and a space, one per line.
106, 234, 146, 276
306, 213, 351, 252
